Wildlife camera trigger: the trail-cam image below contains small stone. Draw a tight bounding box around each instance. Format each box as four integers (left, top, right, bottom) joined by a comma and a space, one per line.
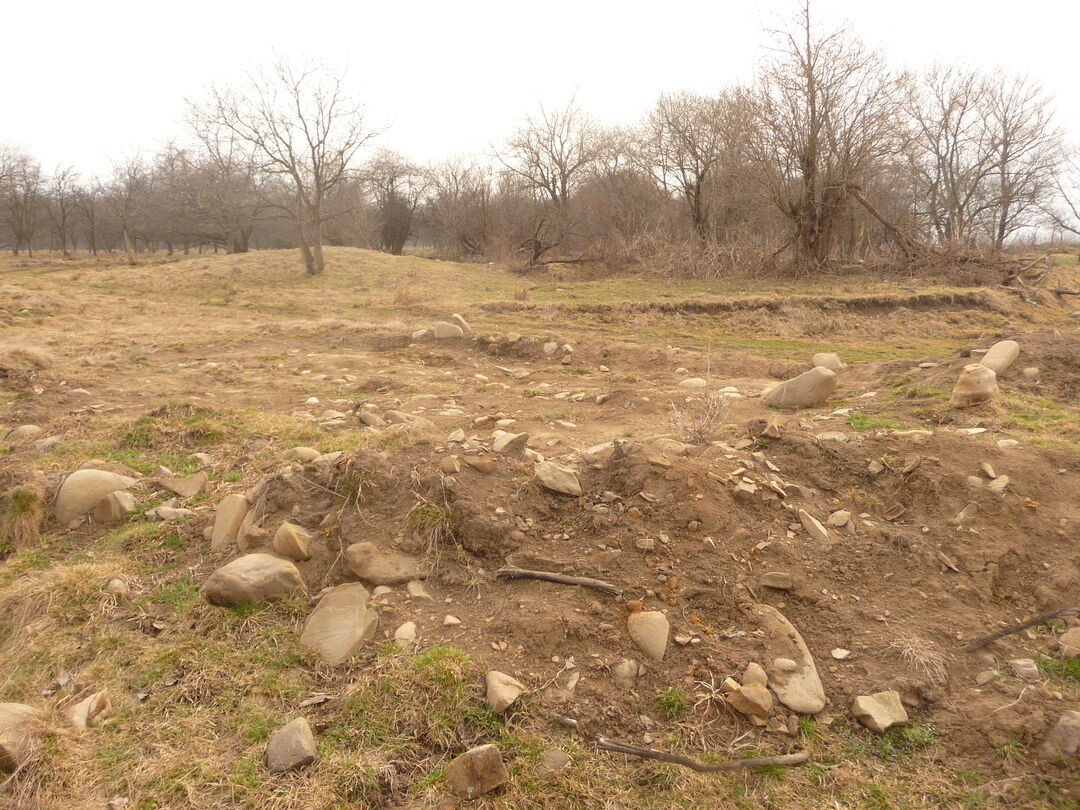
440, 456, 461, 474
447, 428, 466, 443
433, 322, 465, 339
485, 671, 527, 714
67, 691, 110, 730
443, 744, 509, 799
678, 378, 707, 388
811, 353, 846, 372
210, 494, 249, 551
536, 748, 571, 776
273, 523, 312, 561
464, 456, 498, 474
852, 691, 908, 732
831, 649, 852, 660
826, 510, 851, 527
627, 610, 669, 661
285, 447, 321, 462
451, 313, 472, 335
762, 367, 836, 409
1058, 627, 1080, 658
394, 621, 417, 649
157, 471, 209, 499
975, 670, 996, 686
634, 537, 656, 552
534, 461, 582, 497
0, 703, 42, 773
492, 431, 530, 455
407, 580, 433, 601
742, 662, 768, 687
1009, 658, 1040, 680
759, 572, 793, 590
951, 364, 998, 408
728, 683, 774, 717
611, 658, 641, 686
265, 718, 317, 773
1042, 710, 1080, 759
345, 542, 420, 585
444, 614, 461, 626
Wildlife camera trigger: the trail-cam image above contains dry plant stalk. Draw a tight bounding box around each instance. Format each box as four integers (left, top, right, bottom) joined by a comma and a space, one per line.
670, 392, 729, 444
885, 635, 948, 684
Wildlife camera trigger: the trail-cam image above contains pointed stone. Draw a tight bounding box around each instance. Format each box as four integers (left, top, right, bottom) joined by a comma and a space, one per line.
534, 461, 581, 496
92, 491, 135, 524
753, 603, 826, 714
485, 671, 526, 714
201, 553, 305, 606
627, 610, 669, 661
157, 471, 208, 499
852, 691, 908, 732
265, 717, 317, 773
273, 523, 312, 561
210, 494, 249, 551
443, 744, 509, 799
798, 510, 830, 543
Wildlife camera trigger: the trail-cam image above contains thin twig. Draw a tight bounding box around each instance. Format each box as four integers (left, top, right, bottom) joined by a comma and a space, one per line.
963, 607, 1079, 651
555, 716, 809, 771
495, 567, 622, 595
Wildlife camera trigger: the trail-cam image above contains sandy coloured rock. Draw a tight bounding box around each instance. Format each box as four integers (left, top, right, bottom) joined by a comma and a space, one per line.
284, 446, 321, 462
345, 541, 420, 585
754, 603, 826, 714
433, 322, 465, 339
1042, 710, 1080, 759
950, 364, 997, 408
980, 340, 1019, 376
273, 523, 312, 561
627, 610, 669, 661
0, 702, 42, 773
443, 744, 509, 799
1058, 627, 1080, 658
811, 352, 846, 372
300, 582, 378, 664
6, 425, 42, 442
759, 572, 793, 590
201, 553, 306, 606
492, 431, 529, 455
265, 717, 317, 773
798, 510, 830, 543
742, 662, 768, 687
55, 469, 136, 526
210, 494, 249, 551
92, 491, 135, 524
451, 313, 472, 334
485, 670, 527, 714
678, 377, 707, 388
67, 691, 110, 730
534, 461, 582, 496
394, 621, 417, 649
852, 691, 908, 732
157, 471, 208, 499
728, 683, 774, 716
536, 748, 571, 776
762, 367, 836, 409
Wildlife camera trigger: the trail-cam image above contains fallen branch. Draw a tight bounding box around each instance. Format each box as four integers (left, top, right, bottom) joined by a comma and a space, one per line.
963, 606, 1079, 651
495, 567, 622, 595
555, 716, 809, 771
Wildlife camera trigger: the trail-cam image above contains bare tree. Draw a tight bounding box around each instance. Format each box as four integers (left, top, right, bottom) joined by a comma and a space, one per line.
0, 149, 43, 256
424, 158, 492, 257
752, 1, 907, 270
107, 154, 149, 265
191, 58, 376, 274
47, 166, 80, 256
497, 97, 605, 209
364, 150, 428, 255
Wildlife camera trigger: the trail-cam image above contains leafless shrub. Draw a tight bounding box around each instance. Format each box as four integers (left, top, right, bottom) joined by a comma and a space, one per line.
393, 286, 424, 305
670, 392, 729, 444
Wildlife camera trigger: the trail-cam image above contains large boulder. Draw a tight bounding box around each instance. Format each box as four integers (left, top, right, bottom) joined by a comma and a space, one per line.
980, 340, 1019, 377
210, 494, 249, 551
0, 702, 42, 773
299, 582, 378, 665
627, 610, 669, 661
443, 744, 509, 799
534, 461, 582, 496
265, 717, 317, 773
753, 604, 826, 714
54, 470, 135, 526
950, 364, 998, 408
345, 542, 420, 585
201, 554, 305, 606
762, 367, 836, 409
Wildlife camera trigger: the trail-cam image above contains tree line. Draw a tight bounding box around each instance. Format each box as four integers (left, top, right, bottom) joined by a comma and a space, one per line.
2, 3, 1078, 277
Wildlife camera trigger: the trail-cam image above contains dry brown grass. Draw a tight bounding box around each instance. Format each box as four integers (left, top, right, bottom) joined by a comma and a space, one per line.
669, 392, 730, 444
0, 487, 45, 550
885, 635, 949, 684
393, 285, 426, 306
0, 345, 54, 369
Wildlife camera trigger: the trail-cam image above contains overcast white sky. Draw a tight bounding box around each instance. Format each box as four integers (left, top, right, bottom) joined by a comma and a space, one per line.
5, 0, 1079, 175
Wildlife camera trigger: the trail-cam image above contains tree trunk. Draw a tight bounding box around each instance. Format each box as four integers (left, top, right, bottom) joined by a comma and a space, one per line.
123, 229, 136, 266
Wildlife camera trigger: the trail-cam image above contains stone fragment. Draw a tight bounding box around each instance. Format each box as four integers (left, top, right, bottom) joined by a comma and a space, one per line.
273, 523, 312, 561
451, 313, 472, 334
394, 621, 417, 649
678, 378, 707, 388
407, 580, 433, 600
284, 447, 321, 462
852, 691, 908, 732
55, 470, 135, 526
1042, 710, 1080, 759
754, 604, 825, 714
201, 554, 305, 606
1008, 658, 1040, 680
759, 572, 793, 590
443, 744, 509, 799
728, 683, 774, 717
440, 456, 461, 474
742, 662, 768, 687
485, 671, 527, 714
536, 748, 571, 776
1058, 627, 1080, 658
762, 367, 836, 409
534, 461, 582, 496
798, 510, 830, 543
210, 494, 249, 551
627, 610, 669, 661
345, 542, 420, 585
980, 340, 1019, 376
67, 691, 110, 730
492, 431, 530, 455
92, 491, 135, 524
157, 471, 208, 499
300, 583, 378, 664
265, 718, 317, 773
5, 425, 42, 442
950, 364, 998, 408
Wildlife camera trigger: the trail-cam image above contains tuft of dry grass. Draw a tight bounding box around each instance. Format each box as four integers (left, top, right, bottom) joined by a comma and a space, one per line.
0, 344, 55, 369
0, 487, 45, 550
885, 635, 949, 684
669, 392, 730, 444
393, 286, 425, 306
